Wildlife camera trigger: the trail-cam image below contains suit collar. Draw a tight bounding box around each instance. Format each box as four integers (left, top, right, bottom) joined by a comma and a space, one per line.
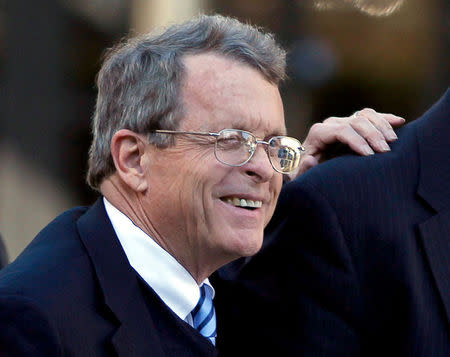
103, 198, 203, 321
416, 89, 450, 212
77, 198, 166, 357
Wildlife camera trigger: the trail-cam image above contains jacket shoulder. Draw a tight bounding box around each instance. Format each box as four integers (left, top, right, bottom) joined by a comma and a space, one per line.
0, 205, 93, 300
294, 119, 420, 195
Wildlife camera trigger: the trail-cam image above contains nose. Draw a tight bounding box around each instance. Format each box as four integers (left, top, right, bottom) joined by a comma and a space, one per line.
241, 145, 274, 182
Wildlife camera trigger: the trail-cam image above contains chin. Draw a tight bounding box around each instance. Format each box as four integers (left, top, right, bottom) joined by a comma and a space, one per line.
239, 245, 262, 258
227, 231, 264, 258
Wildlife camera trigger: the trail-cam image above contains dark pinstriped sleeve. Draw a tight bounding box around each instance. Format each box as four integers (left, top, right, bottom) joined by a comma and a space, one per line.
276, 179, 363, 356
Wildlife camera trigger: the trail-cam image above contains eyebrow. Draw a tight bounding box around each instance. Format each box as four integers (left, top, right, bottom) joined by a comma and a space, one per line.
271, 128, 288, 137
228, 124, 287, 139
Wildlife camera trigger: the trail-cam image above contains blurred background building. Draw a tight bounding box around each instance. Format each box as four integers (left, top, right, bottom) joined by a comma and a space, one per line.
0, 0, 448, 261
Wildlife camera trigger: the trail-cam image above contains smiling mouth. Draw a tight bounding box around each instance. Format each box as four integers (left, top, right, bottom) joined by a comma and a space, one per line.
220, 197, 263, 210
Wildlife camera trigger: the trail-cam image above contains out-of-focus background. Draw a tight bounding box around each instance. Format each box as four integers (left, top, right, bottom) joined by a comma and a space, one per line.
0, 0, 448, 262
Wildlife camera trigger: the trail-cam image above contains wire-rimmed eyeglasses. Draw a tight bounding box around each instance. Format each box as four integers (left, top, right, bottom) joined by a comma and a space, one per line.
151, 128, 305, 174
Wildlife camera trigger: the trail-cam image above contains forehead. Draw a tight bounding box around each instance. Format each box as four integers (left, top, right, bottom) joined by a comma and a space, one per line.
180, 53, 286, 136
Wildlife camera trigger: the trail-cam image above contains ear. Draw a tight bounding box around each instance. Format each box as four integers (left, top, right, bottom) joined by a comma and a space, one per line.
110, 129, 149, 192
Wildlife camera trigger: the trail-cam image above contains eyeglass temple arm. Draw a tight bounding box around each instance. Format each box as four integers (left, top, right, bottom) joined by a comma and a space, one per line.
255, 139, 306, 152
151, 130, 219, 137
153, 130, 305, 151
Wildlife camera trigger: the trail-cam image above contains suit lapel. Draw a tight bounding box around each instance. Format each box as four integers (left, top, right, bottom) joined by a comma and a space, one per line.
419, 211, 450, 323
416, 89, 450, 213
77, 199, 166, 357
416, 89, 450, 324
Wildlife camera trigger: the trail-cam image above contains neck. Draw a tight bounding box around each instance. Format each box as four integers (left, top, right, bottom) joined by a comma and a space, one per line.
100, 176, 230, 284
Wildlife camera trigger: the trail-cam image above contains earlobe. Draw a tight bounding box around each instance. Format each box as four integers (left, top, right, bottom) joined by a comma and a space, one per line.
110, 129, 148, 192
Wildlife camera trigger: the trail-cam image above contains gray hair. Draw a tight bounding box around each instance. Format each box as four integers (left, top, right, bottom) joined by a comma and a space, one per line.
87, 14, 286, 190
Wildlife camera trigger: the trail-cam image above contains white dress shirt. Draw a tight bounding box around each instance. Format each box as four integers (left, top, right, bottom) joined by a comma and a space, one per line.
103, 197, 214, 326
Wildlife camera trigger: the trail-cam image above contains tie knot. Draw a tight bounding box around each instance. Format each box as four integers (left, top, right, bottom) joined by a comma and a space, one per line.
191, 284, 217, 345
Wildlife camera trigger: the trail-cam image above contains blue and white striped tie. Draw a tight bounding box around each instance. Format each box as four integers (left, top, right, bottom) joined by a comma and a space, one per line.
191, 284, 217, 345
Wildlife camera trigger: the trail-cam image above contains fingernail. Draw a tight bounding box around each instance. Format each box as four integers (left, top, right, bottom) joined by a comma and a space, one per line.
379, 141, 391, 152
386, 132, 398, 141
363, 146, 375, 155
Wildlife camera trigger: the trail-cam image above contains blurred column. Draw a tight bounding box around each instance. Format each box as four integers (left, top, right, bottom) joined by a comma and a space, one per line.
423, 0, 449, 106
0, 0, 75, 262
131, 0, 207, 33
0, 145, 75, 262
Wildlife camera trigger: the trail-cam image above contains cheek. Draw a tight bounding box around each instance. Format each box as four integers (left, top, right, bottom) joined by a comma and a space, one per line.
178, 168, 231, 243
271, 175, 283, 199
177, 163, 218, 222
265, 176, 283, 223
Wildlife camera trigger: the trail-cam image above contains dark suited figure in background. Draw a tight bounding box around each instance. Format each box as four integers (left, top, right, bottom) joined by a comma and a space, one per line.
0, 234, 8, 269
0, 14, 404, 356
217, 90, 450, 356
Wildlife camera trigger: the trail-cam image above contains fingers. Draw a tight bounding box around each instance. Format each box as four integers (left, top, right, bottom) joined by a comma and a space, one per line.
297, 108, 406, 177
380, 113, 405, 127
333, 124, 376, 156
304, 121, 375, 157
348, 113, 392, 152
355, 108, 405, 142
320, 108, 406, 155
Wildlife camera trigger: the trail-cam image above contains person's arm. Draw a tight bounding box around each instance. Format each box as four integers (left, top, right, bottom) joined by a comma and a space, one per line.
295, 108, 405, 176
270, 178, 363, 356
217, 176, 364, 356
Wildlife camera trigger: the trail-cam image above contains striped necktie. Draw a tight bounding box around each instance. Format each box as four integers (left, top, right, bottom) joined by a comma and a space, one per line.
191, 284, 217, 345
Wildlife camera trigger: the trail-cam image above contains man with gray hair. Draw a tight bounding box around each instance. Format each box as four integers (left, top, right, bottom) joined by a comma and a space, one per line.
0, 15, 402, 356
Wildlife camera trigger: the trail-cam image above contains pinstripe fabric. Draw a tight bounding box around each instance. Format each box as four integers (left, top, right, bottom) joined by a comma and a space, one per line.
215, 90, 450, 356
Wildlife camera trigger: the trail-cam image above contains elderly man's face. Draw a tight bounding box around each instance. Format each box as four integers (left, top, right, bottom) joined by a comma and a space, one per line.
143, 53, 285, 269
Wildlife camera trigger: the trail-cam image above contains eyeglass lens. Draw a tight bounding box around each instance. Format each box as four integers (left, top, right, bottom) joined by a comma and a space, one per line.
215, 130, 253, 166
214, 129, 301, 173
267, 136, 301, 173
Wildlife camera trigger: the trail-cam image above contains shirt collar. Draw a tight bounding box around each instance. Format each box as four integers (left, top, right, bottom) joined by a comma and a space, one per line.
103, 197, 214, 321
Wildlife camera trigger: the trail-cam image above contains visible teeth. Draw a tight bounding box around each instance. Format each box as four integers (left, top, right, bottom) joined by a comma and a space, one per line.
224, 197, 262, 208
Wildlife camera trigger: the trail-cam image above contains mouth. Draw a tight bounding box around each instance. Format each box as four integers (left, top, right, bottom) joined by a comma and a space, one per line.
220, 196, 263, 210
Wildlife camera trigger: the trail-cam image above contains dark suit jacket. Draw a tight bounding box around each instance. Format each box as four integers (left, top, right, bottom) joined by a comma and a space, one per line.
216, 90, 450, 356
0, 199, 217, 356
